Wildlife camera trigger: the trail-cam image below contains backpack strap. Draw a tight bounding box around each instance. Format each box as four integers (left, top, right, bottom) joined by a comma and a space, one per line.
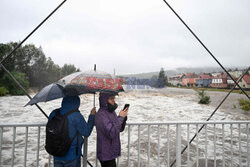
76, 131, 79, 156
67, 130, 79, 156
64, 110, 79, 117
63, 109, 80, 156
55, 109, 61, 116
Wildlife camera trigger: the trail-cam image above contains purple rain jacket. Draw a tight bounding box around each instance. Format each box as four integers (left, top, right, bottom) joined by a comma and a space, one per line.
95, 93, 126, 161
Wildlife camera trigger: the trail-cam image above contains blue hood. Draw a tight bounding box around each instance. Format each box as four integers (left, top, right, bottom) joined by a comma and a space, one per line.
60, 96, 80, 114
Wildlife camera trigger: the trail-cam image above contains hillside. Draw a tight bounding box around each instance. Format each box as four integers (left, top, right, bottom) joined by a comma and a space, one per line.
119, 66, 247, 79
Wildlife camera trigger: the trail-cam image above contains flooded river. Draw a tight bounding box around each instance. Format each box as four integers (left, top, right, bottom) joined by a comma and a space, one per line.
0, 87, 249, 166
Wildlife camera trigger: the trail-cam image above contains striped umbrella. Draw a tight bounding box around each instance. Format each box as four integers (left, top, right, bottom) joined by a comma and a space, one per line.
25, 69, 124, 106
57, 70, 124, 96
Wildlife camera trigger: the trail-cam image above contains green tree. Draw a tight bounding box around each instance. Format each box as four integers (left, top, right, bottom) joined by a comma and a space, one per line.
0, 87, 9, 96
0, 71, 29, 95
0, 42, 17, 78
61, 64, 80, 77
27, 46, 48, 87
0, 42, 81, 91
44, 57, 61, 85
158, 67, 168, 87
197, 90, 211, 104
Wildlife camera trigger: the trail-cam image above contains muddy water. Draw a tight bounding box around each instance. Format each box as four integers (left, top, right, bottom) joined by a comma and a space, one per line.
0, 87, 249, 166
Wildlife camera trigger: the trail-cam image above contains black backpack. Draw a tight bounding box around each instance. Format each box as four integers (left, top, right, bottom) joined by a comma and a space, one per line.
45, 109, 79, 156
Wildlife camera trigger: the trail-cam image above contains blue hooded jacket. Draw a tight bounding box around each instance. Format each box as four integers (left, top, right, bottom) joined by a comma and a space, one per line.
48, 96, 95, 161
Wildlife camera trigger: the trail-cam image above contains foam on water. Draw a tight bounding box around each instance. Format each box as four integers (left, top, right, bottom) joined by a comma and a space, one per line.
0, 88, 248, 166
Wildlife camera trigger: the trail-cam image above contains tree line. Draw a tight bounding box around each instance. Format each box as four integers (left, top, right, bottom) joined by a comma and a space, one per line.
0, 42, 80, 95
121, 67, 168, 88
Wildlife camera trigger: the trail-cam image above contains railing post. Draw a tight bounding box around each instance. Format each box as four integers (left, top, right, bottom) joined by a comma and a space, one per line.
0, 127, 3, 166
157, 125, 160, 167
11, 127, 16, 167
117, 157, 120, 167
37, 126, 41, 167
24, 126, 28, 167
127, 125, 131, 167
147, 125, 150, 167
138, 125, 141, 167
96, 133, 98, 167
83, 137, 88, 167
176, 124, 181, 167
167, 125, 170, 166
247, 124, 249, 167
48, 155, 52, 167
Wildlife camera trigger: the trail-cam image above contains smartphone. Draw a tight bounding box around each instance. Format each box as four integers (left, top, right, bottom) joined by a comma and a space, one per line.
123, 104, 130, 110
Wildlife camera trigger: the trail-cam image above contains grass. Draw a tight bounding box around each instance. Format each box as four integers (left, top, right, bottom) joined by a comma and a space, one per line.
168, 85, 250, 95
238, 98, 250, 111
194, 88, 250, 95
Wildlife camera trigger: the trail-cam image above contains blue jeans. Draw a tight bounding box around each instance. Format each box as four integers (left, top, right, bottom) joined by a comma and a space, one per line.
54, 158, 81, 167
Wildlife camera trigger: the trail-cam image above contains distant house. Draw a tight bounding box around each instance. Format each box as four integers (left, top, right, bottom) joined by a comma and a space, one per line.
211, 72, 221, 77
210, 72, 228, 88
229, 70, 243, 78
182, 73, 198, 87
195, 74, 212, 87
239, 74, 250, 89
227, 75, 238, 88
168, 74, 185, 86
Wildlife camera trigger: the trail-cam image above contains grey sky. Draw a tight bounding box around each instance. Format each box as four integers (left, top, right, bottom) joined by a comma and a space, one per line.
1, 0, 249, 75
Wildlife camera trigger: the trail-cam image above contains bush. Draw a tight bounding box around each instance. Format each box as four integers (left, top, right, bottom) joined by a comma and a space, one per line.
233, 104, 236, 109
197, 90, 211, 104
0, 71, 29, 95
0, 87, 9, 96
238, 98, 250, 111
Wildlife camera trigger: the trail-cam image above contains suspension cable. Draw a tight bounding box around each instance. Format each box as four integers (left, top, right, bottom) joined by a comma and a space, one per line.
170, 67, 249, 167
0, 0, 67, 117
161, 1, 250, 165
0, 63, 49, 118
162, 0, 249, 99
0, 0, 67, 64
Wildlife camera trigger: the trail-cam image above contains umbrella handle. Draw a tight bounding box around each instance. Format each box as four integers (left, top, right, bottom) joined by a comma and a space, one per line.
93, 64, 96, 107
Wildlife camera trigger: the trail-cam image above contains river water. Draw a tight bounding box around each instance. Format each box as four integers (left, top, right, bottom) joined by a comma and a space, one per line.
0, 87, 249, 166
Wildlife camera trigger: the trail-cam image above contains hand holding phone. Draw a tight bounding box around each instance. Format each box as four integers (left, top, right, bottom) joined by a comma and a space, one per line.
119, 104, 129, 117
123, 104, 130, 111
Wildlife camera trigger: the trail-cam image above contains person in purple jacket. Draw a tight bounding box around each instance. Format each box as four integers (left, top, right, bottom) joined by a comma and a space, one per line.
95, 93, 128, 167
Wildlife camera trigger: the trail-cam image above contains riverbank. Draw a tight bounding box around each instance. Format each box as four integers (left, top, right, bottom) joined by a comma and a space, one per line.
167, 85, 250, 95
0, 86, 249, 166
159, 87, 250, 120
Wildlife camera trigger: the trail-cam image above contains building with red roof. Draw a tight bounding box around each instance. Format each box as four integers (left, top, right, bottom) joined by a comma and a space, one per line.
239, 74, 250, 89
196, 74, 212, 87
210, 72, 228, 88
169, 74, 185, 86
182, 73, 198, 87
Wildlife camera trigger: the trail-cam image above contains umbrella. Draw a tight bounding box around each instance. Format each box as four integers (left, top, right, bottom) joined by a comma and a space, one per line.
25, 69, 124, 106
25, 83, 65, 106
57, 69, 124, 95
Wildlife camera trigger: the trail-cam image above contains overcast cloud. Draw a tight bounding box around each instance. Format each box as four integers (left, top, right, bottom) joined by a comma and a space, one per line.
0, 0, 249, 74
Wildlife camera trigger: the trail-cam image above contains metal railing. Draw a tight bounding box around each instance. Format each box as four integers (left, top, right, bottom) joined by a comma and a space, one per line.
0, 121, 249, 167
126, 121, 249, 167
1, 1, 249, 166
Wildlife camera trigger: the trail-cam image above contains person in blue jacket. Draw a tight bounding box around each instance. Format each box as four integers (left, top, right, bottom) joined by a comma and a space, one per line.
48, 95, 96, 167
